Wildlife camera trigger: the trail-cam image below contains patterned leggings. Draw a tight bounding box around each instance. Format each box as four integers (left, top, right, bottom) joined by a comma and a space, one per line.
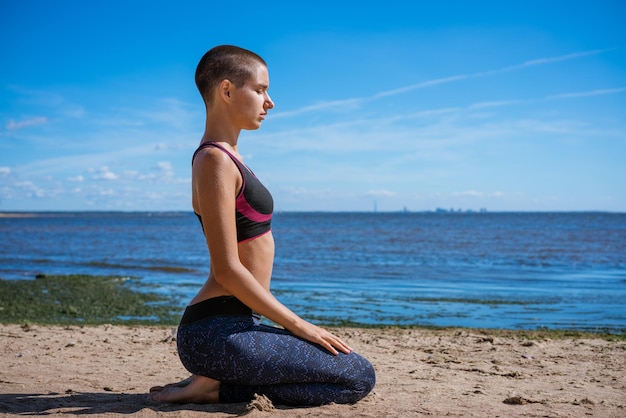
176, 296, 376, 406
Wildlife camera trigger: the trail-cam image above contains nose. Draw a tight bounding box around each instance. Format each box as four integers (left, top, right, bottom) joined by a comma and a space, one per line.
265, 92, 274, 110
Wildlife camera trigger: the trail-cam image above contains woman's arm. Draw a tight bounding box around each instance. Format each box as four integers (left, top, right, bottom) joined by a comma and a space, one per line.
193, 148, 351, 355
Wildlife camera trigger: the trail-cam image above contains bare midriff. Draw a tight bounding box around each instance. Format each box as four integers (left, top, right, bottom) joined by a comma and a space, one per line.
189, 231, 275, 305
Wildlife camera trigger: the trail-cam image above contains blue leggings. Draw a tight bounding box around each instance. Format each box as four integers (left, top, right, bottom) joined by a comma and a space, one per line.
176, 296, 376, 406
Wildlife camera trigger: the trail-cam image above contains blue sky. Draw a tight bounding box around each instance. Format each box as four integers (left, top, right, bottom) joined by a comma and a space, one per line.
1, 1, 624, 212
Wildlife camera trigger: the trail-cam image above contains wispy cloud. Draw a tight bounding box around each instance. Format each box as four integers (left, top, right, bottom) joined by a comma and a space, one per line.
272, 48, 614, 119
545, 87, 626, 100
109, 97, 201, 132
6, 116, 48, 131
8, 85, 65, 107
261, 83, 626, 157
374, 49, 613, 101
468, 100, 528, 109
7, 86, 86, 119
271, 98, 363, 119
372, 75, 469, 99
474, 48, 614, 77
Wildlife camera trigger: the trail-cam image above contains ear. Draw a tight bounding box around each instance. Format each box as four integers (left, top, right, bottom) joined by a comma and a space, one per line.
218, 79, 232, 102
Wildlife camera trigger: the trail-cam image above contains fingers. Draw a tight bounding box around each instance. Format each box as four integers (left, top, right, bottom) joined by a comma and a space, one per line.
336, 339, 353, 354
292, 322, 354, 356
321, 341, 339, 356
332, 336, 352, 354
318, 329, 352, 356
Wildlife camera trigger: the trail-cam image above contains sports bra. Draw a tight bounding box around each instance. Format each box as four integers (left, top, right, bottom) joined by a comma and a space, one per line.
192, 142, 273, 243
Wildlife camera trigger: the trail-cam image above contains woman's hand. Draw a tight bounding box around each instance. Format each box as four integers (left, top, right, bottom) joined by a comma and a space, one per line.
289, 321, 353, 356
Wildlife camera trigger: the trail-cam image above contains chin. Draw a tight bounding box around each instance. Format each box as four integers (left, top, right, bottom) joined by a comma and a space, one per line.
246, 122, 262, 130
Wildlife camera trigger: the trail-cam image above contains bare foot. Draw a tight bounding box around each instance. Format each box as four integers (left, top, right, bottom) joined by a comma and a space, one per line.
148, 375, 220, 404
149, 375, 194, 393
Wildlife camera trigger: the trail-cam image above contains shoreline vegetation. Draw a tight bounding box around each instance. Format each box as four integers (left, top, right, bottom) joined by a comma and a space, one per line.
1, 274, 623, 340
0, 274, 181, 326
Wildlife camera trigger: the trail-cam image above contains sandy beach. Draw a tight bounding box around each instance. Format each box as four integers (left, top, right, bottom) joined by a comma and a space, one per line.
0, 324, 624, 417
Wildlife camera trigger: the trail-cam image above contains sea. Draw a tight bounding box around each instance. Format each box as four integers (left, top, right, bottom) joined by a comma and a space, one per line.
1, 211, 625, 332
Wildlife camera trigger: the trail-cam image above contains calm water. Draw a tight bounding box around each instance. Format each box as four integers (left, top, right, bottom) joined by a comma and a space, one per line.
1, 211, 625, 332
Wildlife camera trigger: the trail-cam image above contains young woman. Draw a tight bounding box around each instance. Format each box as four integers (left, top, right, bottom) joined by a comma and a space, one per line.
149, 45, 375, 406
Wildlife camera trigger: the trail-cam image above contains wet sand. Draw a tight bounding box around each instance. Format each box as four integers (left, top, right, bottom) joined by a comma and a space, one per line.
1, 324, 625, 417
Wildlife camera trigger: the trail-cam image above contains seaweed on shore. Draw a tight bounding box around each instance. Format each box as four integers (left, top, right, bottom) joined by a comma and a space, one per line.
0, 274, 182, 325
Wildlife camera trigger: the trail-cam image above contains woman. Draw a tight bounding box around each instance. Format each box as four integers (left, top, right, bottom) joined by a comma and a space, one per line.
149, 45, 375, 406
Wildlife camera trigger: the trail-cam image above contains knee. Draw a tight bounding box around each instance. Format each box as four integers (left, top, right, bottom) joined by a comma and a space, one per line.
347, 356, 376, 403
360, 359, 377, 397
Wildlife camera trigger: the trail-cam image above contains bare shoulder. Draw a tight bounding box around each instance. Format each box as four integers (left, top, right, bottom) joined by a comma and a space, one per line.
192, 146, 241, 203
193, 146, 240, 180
193, 146, 232, 171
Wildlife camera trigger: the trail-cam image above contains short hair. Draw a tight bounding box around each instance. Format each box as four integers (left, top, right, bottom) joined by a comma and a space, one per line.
195, 45, 267, 105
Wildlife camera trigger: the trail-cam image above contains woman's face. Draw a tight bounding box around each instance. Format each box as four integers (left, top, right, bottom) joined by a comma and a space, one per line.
230, 64, 274, 130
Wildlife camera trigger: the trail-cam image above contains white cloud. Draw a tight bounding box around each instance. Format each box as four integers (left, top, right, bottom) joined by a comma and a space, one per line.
272, 98, 363, 119
545, 87, 626, 100
496, 48, 614, 72
453, 190, 481, 197
14, 180, 47, 198
468, 100, 527, 109
373, 75, 469, 99
0, 167, 11, 176
145, 191, 166, 200
9, 86, 86, 119
92, 166, 119, 180
452, 190, 505, 198
279, 186, 335, 199
156, 161, 174, 175
6, 117, 48, 131
366, 189, 397, 197
9, 86, 65, 107
121, 98, 200, 131
66, 175, 84, 182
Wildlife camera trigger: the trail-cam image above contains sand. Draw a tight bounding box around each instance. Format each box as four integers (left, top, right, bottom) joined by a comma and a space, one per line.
1, 324, 624, 417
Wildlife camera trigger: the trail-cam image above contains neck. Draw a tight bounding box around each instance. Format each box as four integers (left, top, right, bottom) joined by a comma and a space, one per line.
202, 112, 241, 150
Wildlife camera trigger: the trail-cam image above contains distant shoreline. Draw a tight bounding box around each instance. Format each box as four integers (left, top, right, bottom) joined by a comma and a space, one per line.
2, 210, 624, 217
0, 212, 42, 218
